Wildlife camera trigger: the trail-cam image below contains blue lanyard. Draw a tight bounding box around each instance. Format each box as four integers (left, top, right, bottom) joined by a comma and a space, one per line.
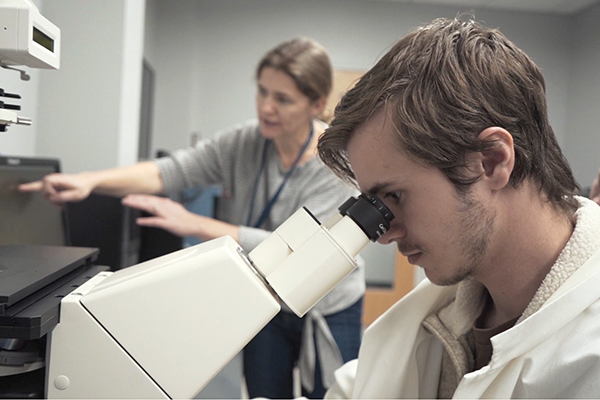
246, 125, 314, 229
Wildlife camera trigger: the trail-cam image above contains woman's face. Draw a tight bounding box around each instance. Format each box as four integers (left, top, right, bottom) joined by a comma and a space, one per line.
256, 67, 322, 141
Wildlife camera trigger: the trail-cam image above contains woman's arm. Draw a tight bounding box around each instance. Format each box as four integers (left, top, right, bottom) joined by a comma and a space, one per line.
121, 193, 240, 242
18, 161, 164, 205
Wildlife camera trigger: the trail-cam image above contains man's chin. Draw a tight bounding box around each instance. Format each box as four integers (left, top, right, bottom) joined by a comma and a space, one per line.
423, 268, 469, 287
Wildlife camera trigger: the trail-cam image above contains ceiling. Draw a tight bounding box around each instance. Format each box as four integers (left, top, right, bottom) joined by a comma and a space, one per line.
384, 0, 600, 15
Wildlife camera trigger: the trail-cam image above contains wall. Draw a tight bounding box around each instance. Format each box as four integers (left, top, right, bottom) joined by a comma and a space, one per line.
144, 0, 199, 152
145, 0, 574, 158
3, 2, 597, 186
33, 0, 145, 173
565, 2, 600, 186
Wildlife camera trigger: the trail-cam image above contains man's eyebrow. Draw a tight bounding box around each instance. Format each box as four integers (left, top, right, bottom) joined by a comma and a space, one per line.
366, 181, 394, 195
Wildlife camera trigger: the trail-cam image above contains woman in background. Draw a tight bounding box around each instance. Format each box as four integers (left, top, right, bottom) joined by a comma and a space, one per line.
20, 37, 364, 399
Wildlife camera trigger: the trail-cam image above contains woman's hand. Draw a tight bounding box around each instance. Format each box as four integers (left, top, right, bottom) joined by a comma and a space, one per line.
122, 194, 240, 242
18, 162, 165, 206
18, 173, 95, 205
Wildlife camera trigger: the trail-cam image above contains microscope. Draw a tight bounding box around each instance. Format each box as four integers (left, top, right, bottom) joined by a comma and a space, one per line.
1, 193, 393, 398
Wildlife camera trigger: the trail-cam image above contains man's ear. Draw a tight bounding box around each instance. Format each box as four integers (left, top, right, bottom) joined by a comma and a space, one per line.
477, 127, 515, 190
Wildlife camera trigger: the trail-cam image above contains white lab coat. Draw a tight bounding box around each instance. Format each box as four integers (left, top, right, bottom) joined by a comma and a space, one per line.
326, 197, 600, 399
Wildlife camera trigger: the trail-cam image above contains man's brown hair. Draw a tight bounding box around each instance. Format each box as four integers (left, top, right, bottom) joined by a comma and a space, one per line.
319, 17, 578, 214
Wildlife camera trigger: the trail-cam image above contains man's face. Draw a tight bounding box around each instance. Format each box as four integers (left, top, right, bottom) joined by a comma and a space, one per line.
347, 109, 496, 286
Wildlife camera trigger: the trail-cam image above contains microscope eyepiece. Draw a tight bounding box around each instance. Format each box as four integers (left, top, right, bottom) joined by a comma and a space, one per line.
338, 193, 394, 241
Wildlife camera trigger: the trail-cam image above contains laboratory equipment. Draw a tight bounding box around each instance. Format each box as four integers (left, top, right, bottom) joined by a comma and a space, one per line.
0, 0, 60, 131
0, 193, 393, 399
0, 0, 60, 69
0, 156, 70, 246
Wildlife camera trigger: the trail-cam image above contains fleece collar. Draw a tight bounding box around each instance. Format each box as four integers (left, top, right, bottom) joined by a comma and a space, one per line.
518, 196, 600, 322
435, 196, 600, 335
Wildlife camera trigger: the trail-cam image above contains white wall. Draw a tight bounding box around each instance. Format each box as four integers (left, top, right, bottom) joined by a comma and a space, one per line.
33, 0, 145, 173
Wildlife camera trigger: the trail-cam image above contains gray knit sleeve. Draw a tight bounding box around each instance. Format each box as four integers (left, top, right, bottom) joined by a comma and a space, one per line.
153, 122, 258, 194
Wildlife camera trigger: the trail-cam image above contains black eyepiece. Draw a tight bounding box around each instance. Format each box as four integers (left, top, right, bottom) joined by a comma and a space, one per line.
338, 193, 394, 241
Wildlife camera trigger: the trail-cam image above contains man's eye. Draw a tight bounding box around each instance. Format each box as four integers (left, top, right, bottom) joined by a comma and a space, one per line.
384, 192, 402, 204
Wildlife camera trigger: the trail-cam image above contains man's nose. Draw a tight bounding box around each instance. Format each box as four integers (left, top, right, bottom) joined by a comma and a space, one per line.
377, 219, 406, 245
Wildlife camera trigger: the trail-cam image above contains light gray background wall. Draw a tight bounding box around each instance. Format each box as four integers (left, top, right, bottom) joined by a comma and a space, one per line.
143, 0, 599, 187
565, 4, 600, 185
1, 1, 598, 182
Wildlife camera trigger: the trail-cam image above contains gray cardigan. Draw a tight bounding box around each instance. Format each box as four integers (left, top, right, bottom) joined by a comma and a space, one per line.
154, 120, 365, 316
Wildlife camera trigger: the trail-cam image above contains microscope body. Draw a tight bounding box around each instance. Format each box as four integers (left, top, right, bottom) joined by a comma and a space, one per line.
45, 198, 389, 399
46, 236, 279, 399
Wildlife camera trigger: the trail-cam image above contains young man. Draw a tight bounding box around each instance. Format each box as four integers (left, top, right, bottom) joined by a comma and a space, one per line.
318, 17, 600, 398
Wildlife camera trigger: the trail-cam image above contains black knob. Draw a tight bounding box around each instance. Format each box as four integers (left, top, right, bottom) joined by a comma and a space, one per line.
338, 193, 395, 241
